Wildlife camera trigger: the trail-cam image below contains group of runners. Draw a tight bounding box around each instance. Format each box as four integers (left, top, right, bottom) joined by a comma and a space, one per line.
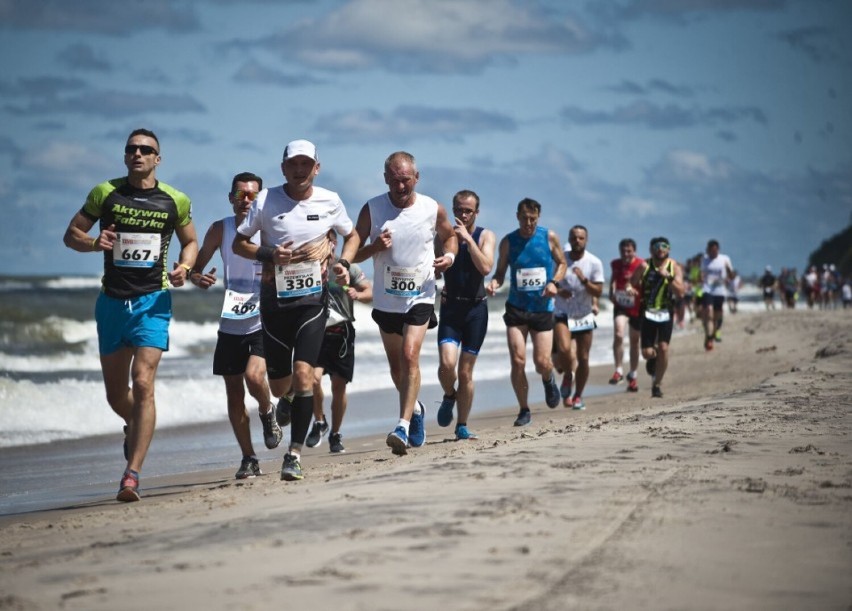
64, 129, 742, 503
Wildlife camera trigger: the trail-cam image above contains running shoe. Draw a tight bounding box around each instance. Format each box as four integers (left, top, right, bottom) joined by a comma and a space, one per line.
652, 385, 664, 398
329, 432, 345, 454
563, 395, 572, 408
276, 395, 292, 427
116, 469, 140, 503
704, 337, 714, 351
437, 393, 456, 427
544, 373, 560, 408
627, 377, 639, 392
305, 419, 329, 448
280, 453, 303, 481
235, 456, 261, 479
260, 408, 283, 450
572, 396, 586, 411
455, 424, 478, 440
409, 401, 426, 447
608, 371, 624, 385
513, 409, 531, 427
714, 330, 722, 342
386, 426, 409, 455
123, 425, 129, 460
645, 357, 657, 377
560, 374, 572, 400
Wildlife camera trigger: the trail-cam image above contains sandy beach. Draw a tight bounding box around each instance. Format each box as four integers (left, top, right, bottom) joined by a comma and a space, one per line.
1, 308, 850, 610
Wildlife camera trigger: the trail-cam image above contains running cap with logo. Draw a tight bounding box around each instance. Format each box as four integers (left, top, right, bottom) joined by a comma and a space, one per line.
283, 139, 317, 162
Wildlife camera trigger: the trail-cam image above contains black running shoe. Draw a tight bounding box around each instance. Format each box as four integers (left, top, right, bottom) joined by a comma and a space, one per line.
306, 419, 329, 448
652, 385, 663, 398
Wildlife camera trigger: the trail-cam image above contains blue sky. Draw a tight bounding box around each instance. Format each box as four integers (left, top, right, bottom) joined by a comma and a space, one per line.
1, 0, 850, 278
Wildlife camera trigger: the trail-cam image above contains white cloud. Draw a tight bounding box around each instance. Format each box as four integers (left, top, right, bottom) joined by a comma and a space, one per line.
617, 195, 658, 218
258, 0, 617, 72
21, 141, 113, 188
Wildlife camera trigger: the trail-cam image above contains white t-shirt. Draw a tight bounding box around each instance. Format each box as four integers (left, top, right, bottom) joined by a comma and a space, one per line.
237, 184, 353, 252
701, 253, 733, 297
367, 192, 439, 314
555, 250, 604, 319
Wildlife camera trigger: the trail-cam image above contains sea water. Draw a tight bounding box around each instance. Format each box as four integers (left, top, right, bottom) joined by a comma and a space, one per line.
0, 274, 768, 449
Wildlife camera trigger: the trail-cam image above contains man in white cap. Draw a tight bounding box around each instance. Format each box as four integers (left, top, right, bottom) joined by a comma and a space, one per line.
233, 139, 360, 481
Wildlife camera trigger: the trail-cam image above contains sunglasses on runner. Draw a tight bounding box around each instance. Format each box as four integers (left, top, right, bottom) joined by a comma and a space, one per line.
124, 144, 159, 156
652, 241, 670, 250
232, 190, 258, 201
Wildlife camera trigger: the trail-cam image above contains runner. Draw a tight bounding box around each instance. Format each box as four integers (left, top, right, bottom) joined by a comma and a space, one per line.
62, 128, 198, 502
233, 139, 359, 481
608, 238, 644, 393
700, 239, 734, 351
436, 190, 496, 440
189, 172, 282, 479
759, 265, 777, 311
486, 198, 567, 426
353, 151, 457, 456
631, 237, 685, 398
305, 232, 373, 454
553, 226, 604, 410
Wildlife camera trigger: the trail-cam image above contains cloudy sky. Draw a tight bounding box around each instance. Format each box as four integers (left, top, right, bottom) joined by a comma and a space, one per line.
1, 0, 849, 278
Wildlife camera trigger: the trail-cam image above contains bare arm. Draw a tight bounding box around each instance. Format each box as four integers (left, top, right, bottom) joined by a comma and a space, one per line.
188, 220, 222, 290
433, 204, 458, 274
352, 203, 388, 264
669, 260, 686, 298
545, 230, 568, 297
167, 220, 199, 288
63, 211, 117, 254
455, 223, 495, 277
486, 236, 510, 296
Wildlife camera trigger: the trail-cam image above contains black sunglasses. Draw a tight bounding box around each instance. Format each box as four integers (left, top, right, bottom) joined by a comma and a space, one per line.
124, 144, 159, 156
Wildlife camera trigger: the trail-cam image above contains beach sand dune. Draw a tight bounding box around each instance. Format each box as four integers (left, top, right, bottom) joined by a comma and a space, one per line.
1, 309, 850, 610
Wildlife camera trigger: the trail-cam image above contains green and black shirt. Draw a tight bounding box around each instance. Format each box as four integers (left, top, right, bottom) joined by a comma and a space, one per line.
81, 177, 192, 299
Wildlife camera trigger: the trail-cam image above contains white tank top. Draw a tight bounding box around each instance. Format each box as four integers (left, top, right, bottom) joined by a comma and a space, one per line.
368, 193, 438, 313
220, 217, 263, 335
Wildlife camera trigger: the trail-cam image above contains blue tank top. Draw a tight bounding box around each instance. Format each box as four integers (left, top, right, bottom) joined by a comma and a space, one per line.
442, 226, 487, 302
507, 226, 554, 313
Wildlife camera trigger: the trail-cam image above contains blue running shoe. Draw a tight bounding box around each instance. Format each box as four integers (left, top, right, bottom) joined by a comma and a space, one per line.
513, 409, 531, 427
437, 393, 456, 427
455, 424, 478, 440
386, 426, 409, 455
544, 373, 560, 408
409, 401, 426, 447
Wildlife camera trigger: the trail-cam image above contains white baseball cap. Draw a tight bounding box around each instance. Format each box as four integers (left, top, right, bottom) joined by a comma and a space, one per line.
283, 139, 317, 162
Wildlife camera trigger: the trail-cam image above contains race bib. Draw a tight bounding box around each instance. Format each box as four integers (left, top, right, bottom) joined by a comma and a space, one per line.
220, 289, 260, 320
384, 266, 425, 297
275, 261, 322, 298
614, 289, 635, 308
113, 233, 160, 269
516, 267, 546, 292
645, 308, 671, 323
567, 312, 597, 332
